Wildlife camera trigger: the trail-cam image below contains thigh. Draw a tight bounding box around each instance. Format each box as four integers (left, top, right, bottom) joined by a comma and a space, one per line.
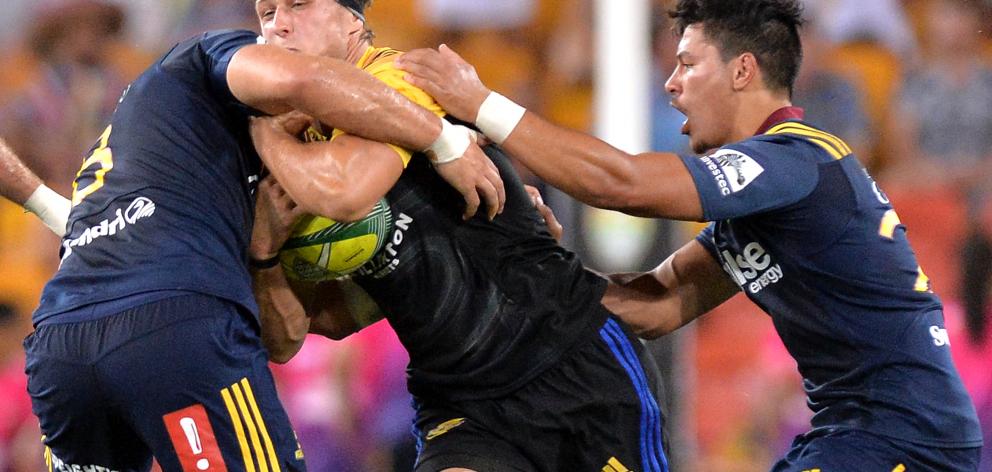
97, 296, 306, 472
412, 409, 534, 472
417, 318, 669, 472
772, 430, 981, 472
25, 324, 153, 472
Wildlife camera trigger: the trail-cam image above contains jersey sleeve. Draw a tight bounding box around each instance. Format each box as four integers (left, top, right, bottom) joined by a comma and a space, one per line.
200, 30, 261, 106
332, 53, 446, 167
694, 223, 720, 262
680, 138, 820, 221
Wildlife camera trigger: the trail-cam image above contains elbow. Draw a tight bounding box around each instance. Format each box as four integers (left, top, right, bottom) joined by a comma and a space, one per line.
302, 187, 376, 223
264, 337, 305, 364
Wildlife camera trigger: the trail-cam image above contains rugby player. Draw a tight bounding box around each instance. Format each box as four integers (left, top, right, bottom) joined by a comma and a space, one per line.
23, 0, 505, 469
248, 1, 669, 471
397, 0, 984, 469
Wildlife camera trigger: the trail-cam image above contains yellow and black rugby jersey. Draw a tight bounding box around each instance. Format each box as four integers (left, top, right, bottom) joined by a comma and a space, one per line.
35, 30, 264, 325
310, 46, 609, 401
680, 107, 981, 448
353, 144, 609, 401
326, 47, 446, 167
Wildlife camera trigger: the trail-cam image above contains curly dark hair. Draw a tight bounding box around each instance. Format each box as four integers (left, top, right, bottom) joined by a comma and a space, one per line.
669, 0, 804, 96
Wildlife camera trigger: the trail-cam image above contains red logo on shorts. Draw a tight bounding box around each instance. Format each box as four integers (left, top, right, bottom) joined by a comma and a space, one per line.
163, 404, 228, 471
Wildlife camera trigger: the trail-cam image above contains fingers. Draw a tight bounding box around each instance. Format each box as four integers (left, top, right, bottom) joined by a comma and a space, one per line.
486, 161, 506, 215
461, 185, 481, 220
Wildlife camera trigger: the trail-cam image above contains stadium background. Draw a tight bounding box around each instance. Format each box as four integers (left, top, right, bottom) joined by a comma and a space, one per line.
0, 0, 989, 470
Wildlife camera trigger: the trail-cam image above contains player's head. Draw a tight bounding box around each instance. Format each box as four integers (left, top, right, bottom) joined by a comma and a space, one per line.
664, 0, 803, 153
255, 0, 373, 60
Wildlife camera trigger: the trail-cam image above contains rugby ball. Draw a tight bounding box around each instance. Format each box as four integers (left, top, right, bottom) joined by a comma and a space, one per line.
279, 197, 393, 281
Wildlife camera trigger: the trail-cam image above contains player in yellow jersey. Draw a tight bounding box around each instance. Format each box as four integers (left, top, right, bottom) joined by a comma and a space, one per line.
249, 1, 670, 471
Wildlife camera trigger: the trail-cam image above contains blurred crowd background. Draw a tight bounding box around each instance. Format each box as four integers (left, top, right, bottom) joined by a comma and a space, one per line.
0, 0, 990, 470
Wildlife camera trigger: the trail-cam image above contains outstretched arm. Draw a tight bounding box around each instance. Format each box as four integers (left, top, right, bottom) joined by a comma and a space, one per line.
603, 239, 739, 338
0, 137, 70, 236
396, 46, 703, 221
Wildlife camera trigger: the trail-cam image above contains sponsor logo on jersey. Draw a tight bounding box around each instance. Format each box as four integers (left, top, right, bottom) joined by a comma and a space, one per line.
45, 447, 120, 472
700, 149, 764, 196
61, 196, 156, 261
359, 211, 413, 279
719, 241, 784, 294
425, 417, 466, 440
163, 404, 227, 471
930, 325, 950, 347
602, 457, 632, 472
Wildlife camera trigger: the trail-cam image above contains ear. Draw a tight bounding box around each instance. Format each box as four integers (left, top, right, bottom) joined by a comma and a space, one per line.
732, 52, 759, 91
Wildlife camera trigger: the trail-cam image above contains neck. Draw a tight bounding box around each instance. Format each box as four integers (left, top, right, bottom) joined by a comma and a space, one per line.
731, 89, 792, 140
345, 38, 371, 65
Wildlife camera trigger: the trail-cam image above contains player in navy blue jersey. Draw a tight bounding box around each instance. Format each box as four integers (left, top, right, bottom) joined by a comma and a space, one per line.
23, 0, 507, 469
246, 1, 669, 471
398, 0, 983, 470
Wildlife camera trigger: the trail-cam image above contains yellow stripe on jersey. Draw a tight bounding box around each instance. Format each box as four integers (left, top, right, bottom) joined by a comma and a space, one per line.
892, 464, 906, 472
232, 382, 270, 472
602, 457, 631, 472
879, 209, 901, 239
329, 46, 447, 167
241, 378, 282, 472
766, 122, 853, 159
222, 387, 257, 472
767, 122, 852, 155
914, 266, 931, 292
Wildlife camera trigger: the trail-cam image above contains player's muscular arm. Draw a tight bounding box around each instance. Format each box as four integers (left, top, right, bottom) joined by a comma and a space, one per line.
307, 280, 384, 341
229, 44, 440, 150
250, 113, 404, 222
253, 266, 311, 363
603, 240, 739, 339
230, 45, 505, 220
250, 177, 311, 362
397, 46, 703, 220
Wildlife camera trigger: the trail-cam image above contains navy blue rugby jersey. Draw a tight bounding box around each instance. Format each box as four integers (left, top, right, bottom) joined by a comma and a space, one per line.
34, 30, 263, 325
682, 108, 981, 447
352, 145, 609, 401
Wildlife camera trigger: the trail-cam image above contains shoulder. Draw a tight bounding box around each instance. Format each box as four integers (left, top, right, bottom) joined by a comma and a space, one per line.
359, 47, 445, 116
754, 120, 853, 162
163, 29, 259, 68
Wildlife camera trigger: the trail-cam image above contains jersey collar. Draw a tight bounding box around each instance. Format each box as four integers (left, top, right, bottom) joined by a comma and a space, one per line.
755, 106, 805, 135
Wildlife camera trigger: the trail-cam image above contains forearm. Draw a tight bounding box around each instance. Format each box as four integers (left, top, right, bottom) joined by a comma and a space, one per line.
289, 57, 441, 151
252, 266, 310, 364
603, 241, 739, 338
230, 46, 442, 151
0, 138, 42, 205
603, 270, 695, 339
498, 113, 702, 220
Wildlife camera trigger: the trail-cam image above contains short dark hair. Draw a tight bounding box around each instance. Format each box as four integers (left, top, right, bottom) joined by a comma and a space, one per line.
669, 0, 804, 95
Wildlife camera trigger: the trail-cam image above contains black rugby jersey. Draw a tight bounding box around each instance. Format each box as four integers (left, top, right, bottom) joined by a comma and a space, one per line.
682, 108, 981, 447
324, 47, 609, 401
354, 146, 609, 401
34, 30, 263, 325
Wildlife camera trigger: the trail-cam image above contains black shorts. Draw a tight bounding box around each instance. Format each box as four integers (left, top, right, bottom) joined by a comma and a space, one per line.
24, 294, 306, 472
771, 428, 981, 472
412, 317, 669, 472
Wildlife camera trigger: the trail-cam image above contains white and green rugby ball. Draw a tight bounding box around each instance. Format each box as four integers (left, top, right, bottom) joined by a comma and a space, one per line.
279, 197, 393, 282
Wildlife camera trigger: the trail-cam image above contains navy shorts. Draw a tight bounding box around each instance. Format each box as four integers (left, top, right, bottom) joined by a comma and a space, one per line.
24, 294, 306, 472
771, 428, 981, 472
412, 317, 669, 472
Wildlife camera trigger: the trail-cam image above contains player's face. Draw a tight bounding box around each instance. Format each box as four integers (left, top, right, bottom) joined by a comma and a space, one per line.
256, 0, 362, 60
665, 24, 737, 154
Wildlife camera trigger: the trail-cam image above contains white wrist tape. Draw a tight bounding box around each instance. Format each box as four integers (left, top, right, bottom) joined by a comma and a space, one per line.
426, 119, 471, 165
476, 92, 526, 145
24, 184, 70, 237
